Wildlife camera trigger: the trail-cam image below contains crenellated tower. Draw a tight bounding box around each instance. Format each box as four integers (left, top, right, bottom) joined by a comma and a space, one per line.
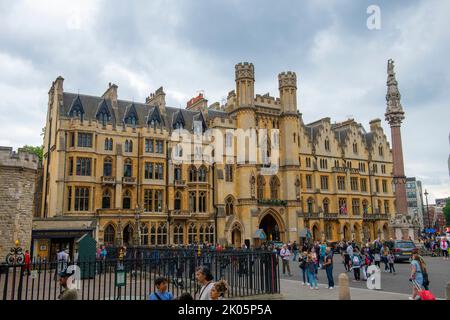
278, 71, 297, 113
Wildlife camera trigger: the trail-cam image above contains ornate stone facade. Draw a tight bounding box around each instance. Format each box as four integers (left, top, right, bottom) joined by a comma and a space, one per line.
37, 62, 400, 255
0, 147, 38, 259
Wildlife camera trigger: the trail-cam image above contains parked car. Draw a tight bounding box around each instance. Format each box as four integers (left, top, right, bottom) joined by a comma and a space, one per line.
392, 240, 416, 261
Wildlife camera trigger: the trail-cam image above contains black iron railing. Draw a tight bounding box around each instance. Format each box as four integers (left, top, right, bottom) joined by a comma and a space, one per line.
0, 250, 279, 300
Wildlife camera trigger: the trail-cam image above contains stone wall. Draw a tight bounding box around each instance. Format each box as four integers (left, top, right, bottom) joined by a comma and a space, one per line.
0, 147, 38, 260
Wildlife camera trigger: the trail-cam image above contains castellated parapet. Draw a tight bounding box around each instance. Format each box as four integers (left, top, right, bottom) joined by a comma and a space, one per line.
278, 71, 297, 89
235, 62, 255, 81
0, 146, 38, 259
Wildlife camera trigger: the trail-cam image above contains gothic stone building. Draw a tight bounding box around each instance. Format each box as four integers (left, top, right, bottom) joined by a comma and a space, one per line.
37, 62, 396, 256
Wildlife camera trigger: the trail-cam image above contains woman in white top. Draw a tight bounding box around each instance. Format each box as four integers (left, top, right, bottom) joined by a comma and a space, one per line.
196, 266, 214, 300
210, 280, 228, 300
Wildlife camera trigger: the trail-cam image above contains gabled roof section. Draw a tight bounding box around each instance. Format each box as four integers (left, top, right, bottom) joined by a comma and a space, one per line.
193, 111, 207, 132
123, 103, 139, 125
95, 99, 114, 122
147, 105, 164, 125
172, 109, 186, 129
67, 95, 85, 117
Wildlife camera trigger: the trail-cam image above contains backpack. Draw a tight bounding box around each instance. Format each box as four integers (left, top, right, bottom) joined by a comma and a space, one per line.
352, 255, 360, 266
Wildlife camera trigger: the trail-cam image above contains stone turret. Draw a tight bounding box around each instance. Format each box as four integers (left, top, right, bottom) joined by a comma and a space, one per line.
235, 62, 255, 108
0, 146, 38, 258
278, 71, 297, 113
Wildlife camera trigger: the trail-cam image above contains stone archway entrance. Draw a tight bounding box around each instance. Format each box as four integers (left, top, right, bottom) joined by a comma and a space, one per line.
259, 213, 281, 242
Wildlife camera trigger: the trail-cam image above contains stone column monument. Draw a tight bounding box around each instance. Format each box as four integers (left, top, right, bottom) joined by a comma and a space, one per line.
384, 60, 419, 240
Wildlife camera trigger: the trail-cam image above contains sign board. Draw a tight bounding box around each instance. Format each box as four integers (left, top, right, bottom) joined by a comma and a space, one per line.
115, 269, 126, 287
288, 228, 297, 232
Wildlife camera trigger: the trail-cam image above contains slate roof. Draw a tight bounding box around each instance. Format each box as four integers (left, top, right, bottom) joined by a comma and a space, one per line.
60, 92, 228, 132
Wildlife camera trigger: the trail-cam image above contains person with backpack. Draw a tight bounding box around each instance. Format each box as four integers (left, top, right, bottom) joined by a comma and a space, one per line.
298, 251, 308, 286
350, 248, 362, 281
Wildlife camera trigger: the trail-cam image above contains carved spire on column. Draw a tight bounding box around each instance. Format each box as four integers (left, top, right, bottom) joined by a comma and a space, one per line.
385, 59, 405, 127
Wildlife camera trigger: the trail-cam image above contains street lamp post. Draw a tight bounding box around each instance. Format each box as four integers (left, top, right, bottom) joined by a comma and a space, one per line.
424, 189, 431, 230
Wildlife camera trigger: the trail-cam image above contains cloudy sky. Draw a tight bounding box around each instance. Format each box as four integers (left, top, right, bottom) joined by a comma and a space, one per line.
0, 0, 448, 201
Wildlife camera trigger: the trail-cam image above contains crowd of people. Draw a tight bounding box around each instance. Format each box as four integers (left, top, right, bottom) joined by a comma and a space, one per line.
271, 237, 437, 300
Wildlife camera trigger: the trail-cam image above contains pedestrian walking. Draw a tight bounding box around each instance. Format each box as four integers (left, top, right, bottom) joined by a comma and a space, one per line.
298, 251, 308, 286
292, 241, 299, 261
210, 280, 228, 300
374, 249, 381, 269
196, 266, 214, 300
439, 236, 449, 260
380, 244, 390, 272
409, 251, 426, 300
350, 249, 361, 281
388, 252, 396, 274
323, 247, 334, 289
149, 277, 174, 300
280, 244, 292, 276
306, 254, 318, 290
23, 250, 31, 276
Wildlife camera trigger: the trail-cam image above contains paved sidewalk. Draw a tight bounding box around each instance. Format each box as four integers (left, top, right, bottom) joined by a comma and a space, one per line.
280, 278, 412, 300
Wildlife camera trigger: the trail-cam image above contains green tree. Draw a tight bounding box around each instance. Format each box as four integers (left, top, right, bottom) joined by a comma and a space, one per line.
21, 145, 44, 162
444, 199, 450, 226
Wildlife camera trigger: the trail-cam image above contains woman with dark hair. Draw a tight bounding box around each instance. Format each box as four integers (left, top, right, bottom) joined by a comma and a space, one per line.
210, 280, 228, 300
196, 266, 214, 300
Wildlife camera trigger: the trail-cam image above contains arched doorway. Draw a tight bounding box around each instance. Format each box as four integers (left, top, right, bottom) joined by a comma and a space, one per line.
231, 223, 242, 248
259, 213, 281, 241
123, 224, 134, 246
343, 225, 350, 241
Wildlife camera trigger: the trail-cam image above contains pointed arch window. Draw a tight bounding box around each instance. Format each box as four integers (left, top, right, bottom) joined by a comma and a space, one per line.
174, 191, 182, 211
103, 157, 113, 177
198, 166, 207, 182
69, 97, 85, 122
307, 198, 314, 214
378, 144, 384, 157
353, 142, 358, 154
123, 190, 131, 209
199, 192, 207, 213
225, 196, 234, 216
140, 224, 149, 245
174, 224, 184, 244
124, 158, 132, 177
104, 224, 115, 245
189, 166, 197, 182
125, 140, 133, 153
189, 192, 196, 212
188, 223, 197, 244
270, 176, 280, 199
150, 224, 156, 245
325, 138, 330, 152
157, 222, 167, 245
174, 165, 182, 181
257, 175, 265, 200
323, 198, 330, 214
102, 189, 111, 209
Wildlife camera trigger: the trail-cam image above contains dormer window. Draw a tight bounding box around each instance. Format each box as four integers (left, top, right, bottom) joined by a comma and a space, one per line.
68, 96, 85, 122
125, 116, 137, 126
